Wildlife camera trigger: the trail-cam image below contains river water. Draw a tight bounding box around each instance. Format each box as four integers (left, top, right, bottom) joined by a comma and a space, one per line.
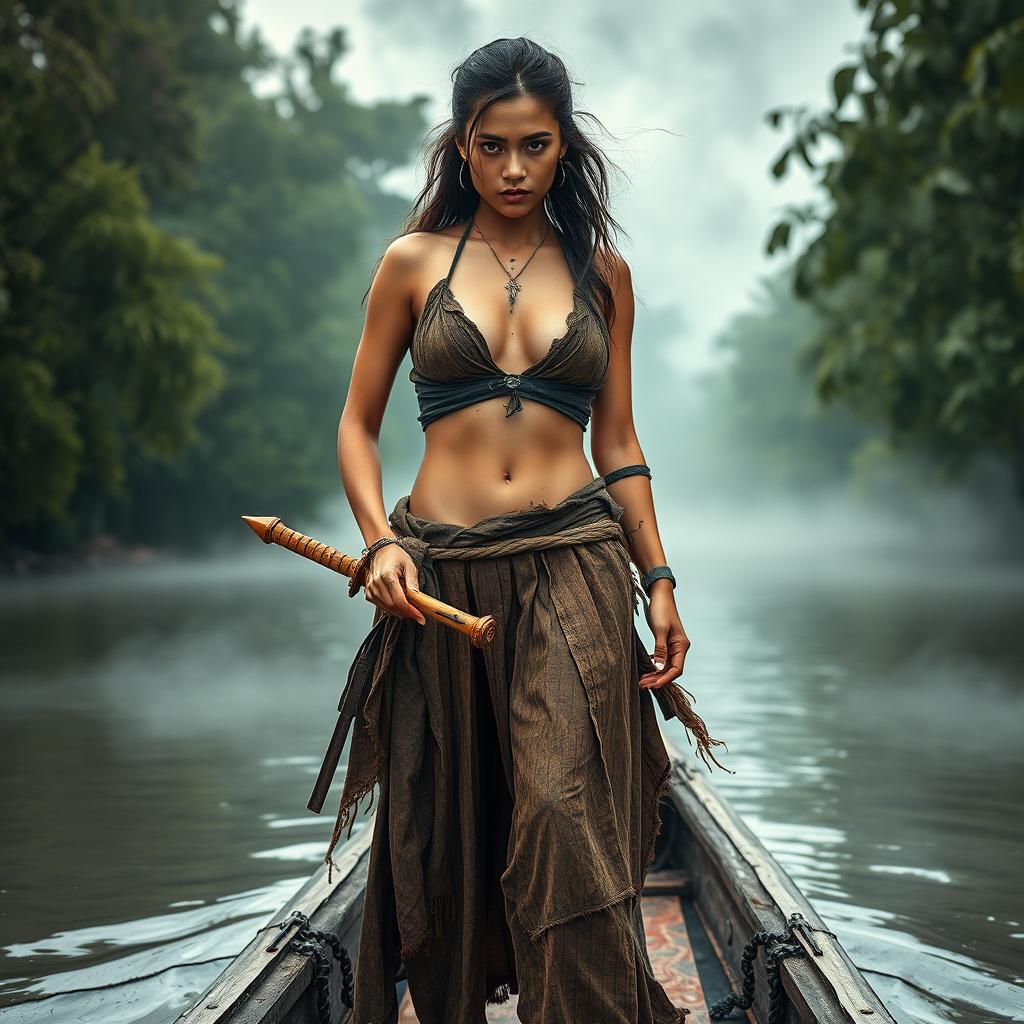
1, 500, 1021, 1023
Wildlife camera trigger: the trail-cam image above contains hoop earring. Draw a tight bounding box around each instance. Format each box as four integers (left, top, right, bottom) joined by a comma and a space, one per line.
459, 160, 469, 191
557, 158, 567, 187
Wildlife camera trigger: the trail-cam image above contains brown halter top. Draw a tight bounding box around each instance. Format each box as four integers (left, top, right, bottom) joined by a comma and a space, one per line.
408, 217, 610, 431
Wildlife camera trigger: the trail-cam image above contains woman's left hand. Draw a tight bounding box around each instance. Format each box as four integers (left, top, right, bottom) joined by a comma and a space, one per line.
639, 585, 690, 689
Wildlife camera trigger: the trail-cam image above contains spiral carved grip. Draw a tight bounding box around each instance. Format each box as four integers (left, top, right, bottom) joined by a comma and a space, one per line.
240, 515, 496, 648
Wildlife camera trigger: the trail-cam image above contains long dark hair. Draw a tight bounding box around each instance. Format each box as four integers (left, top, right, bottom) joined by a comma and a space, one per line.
367, 37, 628, 329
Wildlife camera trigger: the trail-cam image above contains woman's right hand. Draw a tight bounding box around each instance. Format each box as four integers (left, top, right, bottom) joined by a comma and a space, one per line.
362, 544, 427, 625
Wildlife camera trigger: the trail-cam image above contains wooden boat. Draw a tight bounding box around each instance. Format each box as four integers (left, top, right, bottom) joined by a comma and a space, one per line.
176, 732, 895, 1024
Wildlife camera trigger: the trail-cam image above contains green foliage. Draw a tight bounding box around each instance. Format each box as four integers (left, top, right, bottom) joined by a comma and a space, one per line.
0, 4, 226, 540
1, 3, 428, 553
115, 19, 428, 548
765, 0, 1024, 496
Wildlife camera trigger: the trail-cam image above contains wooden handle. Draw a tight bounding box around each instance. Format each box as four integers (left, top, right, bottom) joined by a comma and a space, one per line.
240, 515, 496, 648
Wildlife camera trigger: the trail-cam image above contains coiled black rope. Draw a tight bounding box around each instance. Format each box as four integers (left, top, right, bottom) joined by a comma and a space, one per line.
708, 912, 835, 1024
262, 910, 354, 1022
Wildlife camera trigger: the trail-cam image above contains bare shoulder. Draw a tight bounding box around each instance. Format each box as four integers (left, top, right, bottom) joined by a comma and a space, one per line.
601, 248, 633, 294
596, 248, 634, 332
384, 224, 463, 269
379, 230, 426, 276
379, 225, 464, 302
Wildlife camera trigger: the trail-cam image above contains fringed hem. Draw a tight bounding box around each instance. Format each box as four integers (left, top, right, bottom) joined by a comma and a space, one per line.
629, 557, 732, 776
398, 887, 454, 959
630, 564, 649, 618
485, 978, 517, 1005
655, 1002, 692, 1023
643, 754, 673, 875
323, 611, 395, 885
659, 680, 733, 774
322, 719, 385, 885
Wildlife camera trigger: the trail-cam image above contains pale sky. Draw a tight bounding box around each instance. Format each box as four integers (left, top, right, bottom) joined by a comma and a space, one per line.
239, 0, 864, 377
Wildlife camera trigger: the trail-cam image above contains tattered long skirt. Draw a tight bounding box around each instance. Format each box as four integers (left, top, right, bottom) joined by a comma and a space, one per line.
307, 476, 725, 1024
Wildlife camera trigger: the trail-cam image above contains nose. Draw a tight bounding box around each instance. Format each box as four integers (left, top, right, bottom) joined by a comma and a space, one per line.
504, 152, 525, 180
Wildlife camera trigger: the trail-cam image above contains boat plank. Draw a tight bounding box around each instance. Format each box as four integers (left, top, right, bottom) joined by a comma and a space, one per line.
671, 760, 853, 1024
663, 734, 895, 1024
176, 825, 373, 1024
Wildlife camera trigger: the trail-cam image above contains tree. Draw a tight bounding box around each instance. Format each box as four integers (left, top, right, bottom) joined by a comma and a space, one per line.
0, 3, 225, 545
115, 21, 429, 547
699, 269, 871, 495
766, 0, 1024, 498
1, 3, 428, 553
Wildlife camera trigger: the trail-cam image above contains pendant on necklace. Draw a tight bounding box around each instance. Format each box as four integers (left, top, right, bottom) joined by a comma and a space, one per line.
506, 277, 521, 311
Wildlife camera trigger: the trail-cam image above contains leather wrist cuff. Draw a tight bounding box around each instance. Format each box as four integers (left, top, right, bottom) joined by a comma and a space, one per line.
642, 564, 676, 595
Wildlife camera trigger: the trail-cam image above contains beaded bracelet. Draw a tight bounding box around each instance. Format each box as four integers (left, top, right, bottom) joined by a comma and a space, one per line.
642, 565, 676, 595
348, 536, 402, 598
602, 463, 652, 486
361, 536, 400, 559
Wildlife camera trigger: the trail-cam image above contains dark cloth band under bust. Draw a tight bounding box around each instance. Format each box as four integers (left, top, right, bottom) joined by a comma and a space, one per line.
411, 371, 602, 431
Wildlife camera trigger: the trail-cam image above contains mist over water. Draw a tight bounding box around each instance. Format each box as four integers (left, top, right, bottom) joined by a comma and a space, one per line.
2, 481, 1022, 1022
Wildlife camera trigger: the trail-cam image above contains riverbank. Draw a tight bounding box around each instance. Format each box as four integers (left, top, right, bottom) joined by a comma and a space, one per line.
0, 535, 170, 577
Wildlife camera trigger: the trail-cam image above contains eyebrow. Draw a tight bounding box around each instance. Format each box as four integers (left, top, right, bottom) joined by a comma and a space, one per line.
476, 130, 554, 142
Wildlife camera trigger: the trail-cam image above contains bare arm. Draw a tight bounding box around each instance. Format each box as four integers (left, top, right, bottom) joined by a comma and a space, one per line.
589, 253, 671, 593
589, 252, 690, 685
338, 236, 420, 547
336, 234, 429, 626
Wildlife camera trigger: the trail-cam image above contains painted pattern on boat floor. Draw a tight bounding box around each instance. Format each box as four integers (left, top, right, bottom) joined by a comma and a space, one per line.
397, 894, 708, 1022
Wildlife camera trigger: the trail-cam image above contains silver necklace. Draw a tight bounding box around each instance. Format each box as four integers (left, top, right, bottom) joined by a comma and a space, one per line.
472, 220, 551, 312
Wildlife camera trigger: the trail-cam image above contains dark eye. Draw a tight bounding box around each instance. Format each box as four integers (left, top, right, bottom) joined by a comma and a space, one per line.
481, 141, 501, 153
527, 141, 547, 152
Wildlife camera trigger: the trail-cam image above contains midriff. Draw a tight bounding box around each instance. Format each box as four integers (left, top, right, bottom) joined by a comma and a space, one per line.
407, 395, 597, 529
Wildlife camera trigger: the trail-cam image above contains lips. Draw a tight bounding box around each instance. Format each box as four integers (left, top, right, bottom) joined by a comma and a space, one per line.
501, 189, 529, 195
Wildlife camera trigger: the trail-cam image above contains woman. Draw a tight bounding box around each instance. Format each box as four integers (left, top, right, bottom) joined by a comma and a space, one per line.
310, 37, 728, 1024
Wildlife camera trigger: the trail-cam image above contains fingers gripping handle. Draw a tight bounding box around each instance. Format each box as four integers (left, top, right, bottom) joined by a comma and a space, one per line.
240, 515, 496, 648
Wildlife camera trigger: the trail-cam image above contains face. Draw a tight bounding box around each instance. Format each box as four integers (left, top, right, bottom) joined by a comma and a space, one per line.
456, 94, 567, 218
